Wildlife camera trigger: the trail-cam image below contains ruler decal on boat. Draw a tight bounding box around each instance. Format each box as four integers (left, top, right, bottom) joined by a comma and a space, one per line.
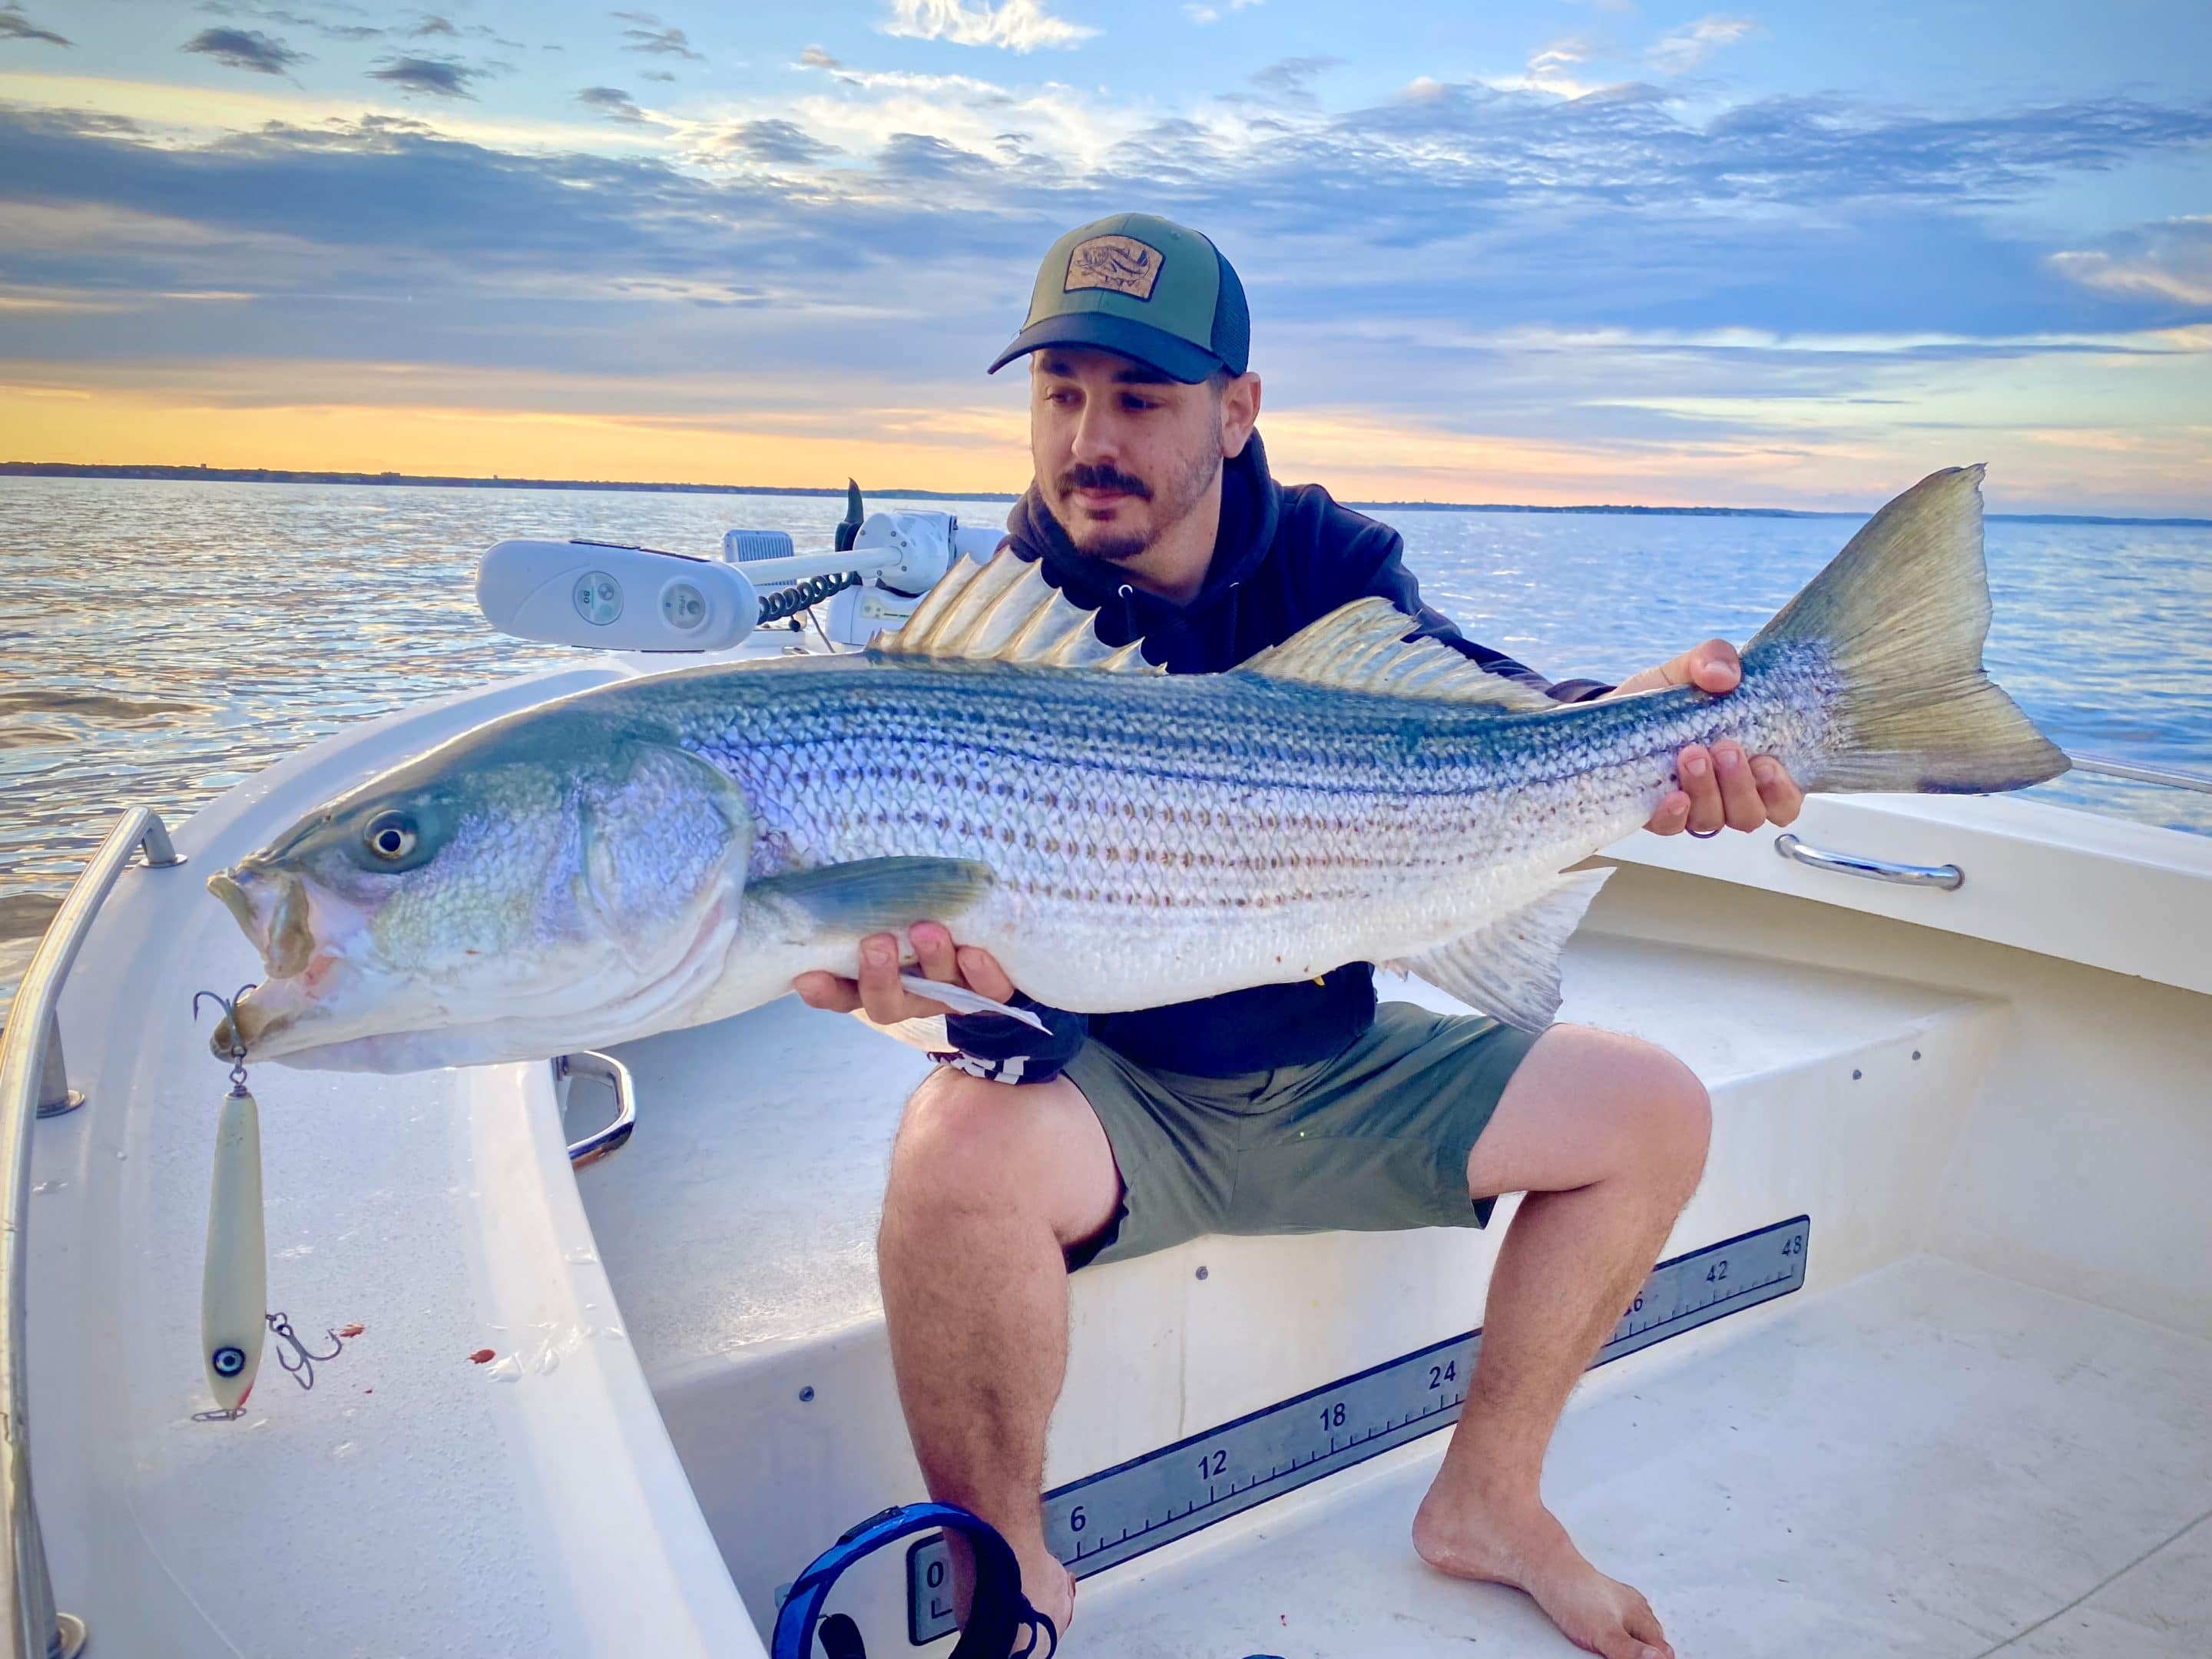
907, 1216, 1808, 1641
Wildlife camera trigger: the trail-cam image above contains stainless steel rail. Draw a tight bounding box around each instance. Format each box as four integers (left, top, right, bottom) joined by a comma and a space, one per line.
2, 806, 184, 1659
2067, 750, 2212, 797
555, 1051, 636, 1169
1773, 832, 1965, 890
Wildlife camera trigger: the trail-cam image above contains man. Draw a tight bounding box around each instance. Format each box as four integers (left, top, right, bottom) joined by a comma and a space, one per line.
796, 213, 1804, 1659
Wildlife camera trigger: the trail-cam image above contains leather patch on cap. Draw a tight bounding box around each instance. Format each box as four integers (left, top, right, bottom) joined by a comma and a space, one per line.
1064, 234, 1164, 301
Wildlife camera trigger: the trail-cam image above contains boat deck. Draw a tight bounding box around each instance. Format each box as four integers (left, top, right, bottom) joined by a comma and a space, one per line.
581, 929, 1991, 1382
1078, 1253, 2212, 1658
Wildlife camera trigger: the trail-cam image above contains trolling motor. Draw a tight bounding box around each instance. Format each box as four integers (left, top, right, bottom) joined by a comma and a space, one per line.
474, 479, 1004, 654
771, 1502, 1055, 1659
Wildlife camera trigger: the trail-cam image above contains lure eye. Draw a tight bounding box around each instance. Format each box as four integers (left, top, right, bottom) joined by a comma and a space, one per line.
363, 811, 419, 863
212, 1346, 247, 1378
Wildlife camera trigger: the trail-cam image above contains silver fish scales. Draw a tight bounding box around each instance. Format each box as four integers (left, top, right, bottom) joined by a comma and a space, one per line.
209, 465, 2064, 1072
677, 648, 1836, 1011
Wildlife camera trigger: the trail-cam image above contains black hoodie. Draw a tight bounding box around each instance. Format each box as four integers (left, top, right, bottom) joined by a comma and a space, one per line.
935, 432, 1609, 1082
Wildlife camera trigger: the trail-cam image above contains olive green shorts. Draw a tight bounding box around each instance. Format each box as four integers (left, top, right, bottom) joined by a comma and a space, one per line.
1060, 1002, 1541, 1270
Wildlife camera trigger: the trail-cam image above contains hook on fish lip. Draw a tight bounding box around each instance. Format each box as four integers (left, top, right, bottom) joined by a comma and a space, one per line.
194, 983, 260, 1084
203, 981, 297, 1059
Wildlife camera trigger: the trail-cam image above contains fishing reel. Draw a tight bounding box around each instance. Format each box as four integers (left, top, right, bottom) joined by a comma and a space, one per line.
771, 1502, 1052, 1659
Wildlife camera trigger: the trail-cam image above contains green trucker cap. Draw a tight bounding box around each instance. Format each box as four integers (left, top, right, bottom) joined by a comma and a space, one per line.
988, 212, 1250, 384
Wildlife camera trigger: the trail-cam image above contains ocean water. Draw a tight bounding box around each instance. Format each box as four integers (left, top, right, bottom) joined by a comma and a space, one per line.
3, 476, 2207, 1016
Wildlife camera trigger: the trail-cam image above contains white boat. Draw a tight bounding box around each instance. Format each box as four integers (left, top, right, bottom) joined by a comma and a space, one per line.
5, 516, 2209, 1658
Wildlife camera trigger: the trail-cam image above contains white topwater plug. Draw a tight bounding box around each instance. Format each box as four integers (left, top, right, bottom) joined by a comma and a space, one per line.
193, 987, 356, 1422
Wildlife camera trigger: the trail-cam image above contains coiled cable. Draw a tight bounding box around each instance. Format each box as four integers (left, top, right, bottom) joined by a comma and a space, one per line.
757, 570, 862, 626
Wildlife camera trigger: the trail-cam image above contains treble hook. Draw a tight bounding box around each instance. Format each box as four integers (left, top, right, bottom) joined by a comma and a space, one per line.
193, 983, 258, 1093
264, 1311, 346, 1392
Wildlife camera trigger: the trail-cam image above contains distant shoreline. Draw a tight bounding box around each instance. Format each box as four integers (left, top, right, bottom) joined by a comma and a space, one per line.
5, 461, 2206, 529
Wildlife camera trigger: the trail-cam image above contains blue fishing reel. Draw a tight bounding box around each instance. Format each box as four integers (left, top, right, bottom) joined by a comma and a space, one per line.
771, 1502, 1055, 1659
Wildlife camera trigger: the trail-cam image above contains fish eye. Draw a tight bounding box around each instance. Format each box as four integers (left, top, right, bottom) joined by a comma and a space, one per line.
364, 811, 419, 863
211, 1346, 246, 1377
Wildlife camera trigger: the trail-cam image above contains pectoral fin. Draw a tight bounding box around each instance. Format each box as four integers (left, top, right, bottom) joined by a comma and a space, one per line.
1400, 869, 1612, 1031
747, 856, 995, 938
853, 1010, 952, 1052
896, 975, 1049, 1031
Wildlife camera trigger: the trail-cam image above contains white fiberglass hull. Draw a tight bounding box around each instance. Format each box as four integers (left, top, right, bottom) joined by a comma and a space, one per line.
16, 645, 2211, 1657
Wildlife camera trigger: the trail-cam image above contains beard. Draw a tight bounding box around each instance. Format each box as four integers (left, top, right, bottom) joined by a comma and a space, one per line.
1050, 442, 1223, 565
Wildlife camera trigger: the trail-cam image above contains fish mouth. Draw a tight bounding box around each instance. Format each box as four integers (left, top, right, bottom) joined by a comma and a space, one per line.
209, 951, 392, 1063
206, 861, 369, 1061
207, 863, 316, 979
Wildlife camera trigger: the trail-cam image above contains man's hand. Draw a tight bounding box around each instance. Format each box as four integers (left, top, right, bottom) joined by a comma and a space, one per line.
1610, 638, 1806, 836
793, 920, 1017, 1023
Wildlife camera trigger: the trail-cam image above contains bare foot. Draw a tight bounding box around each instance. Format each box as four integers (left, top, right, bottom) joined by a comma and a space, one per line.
1412, 1484, 1671, 1659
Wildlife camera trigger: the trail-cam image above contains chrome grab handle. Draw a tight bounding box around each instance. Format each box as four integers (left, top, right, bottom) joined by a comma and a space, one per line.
555, 1050, 636, 1168
35, 815, 184, 1119
1773, 831, 1963, 891
2, 806, 180, 1658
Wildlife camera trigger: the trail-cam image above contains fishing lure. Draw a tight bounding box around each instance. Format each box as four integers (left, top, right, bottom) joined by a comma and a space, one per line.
194, 987, 267, 1416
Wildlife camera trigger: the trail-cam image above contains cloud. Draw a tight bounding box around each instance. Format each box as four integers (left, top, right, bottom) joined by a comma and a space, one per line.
1249, 57, 1340, 104
877, 131, 994, 179
640, 68, 675, 82
803, 60, 1013, 101
611, 11, 704, 59
1522, 36, 1600, 97
0, 5, 71, 47
366, 54, 482, 97
576, 85, 649, 124
181, 26, 307, 75
1185, 0, 1260, 22
194, 3, 382, 44
724, 118, 841, 165
1648, 15, 1757, 75
2051, 216, 2212, 308
411, 15, 458, 38
880, 0, 1097, 52
5, 77, 2210, 508
800, 45, 841, 69
12, 78, 2207, 336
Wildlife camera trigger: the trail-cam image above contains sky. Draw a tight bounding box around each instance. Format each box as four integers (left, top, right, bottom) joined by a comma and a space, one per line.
1, 0, 2207, 512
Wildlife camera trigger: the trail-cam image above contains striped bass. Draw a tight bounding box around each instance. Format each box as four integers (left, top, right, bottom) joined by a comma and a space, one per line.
209, 465, 2065, 1072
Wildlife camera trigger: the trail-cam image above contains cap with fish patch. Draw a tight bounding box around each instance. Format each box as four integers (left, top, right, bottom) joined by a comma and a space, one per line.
988, 212, 1250, 384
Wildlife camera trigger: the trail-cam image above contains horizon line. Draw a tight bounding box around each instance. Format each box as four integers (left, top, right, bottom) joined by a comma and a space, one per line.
5, 461, 2207, 530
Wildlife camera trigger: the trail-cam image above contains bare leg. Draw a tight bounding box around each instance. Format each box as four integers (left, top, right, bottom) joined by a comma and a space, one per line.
1414, 1023, 1712, 1659
878, 1065, 1122, 1639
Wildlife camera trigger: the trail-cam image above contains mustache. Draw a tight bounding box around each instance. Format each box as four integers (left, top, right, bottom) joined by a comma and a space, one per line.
1057, 463, 1152, 501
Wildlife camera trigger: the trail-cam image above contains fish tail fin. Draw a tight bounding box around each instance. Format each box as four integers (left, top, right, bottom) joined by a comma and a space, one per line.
1746, 464, 2068, 794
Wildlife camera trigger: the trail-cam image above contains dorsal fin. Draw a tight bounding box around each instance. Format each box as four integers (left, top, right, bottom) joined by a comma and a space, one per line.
1238, 597, 1558, 710
871, 547, 1161, 673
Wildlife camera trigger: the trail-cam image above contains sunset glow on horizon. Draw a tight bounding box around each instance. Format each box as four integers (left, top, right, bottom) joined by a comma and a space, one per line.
2, 2, 2208, 515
